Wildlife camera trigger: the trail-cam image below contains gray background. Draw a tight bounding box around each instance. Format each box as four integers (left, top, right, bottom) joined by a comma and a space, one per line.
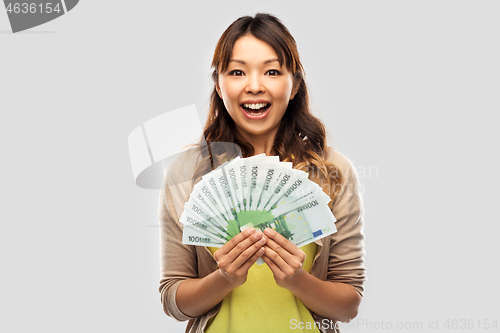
1, 1, 499, 332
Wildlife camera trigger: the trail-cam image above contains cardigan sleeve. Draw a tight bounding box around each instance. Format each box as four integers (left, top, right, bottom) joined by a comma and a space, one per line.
158, 154, 200, 321
326, 149, 366, 297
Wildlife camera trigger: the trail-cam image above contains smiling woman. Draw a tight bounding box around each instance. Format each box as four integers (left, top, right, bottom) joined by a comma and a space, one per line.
158, 13, 366, 333
216, 34, 298, 148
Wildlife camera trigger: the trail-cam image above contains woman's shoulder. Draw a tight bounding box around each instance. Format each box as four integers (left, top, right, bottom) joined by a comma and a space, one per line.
324, 146, 363, 209
324, 146, 356, 175
160, 146, 208, 221
163, 145, 206, 186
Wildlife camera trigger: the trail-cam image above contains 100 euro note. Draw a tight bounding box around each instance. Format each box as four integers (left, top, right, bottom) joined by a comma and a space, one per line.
238, 187, 337, 246
182, 183, 336, 248
181, 210, 336, 248
179, 200, 229, 246
187, 155, 281, 239
181, 155, 338, 247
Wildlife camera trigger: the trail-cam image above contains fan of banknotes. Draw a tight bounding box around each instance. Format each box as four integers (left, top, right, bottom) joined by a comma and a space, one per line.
180, 154, 337, 248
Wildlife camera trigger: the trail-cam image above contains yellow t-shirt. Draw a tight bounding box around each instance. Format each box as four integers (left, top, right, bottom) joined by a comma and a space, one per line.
205, 242, 320, 333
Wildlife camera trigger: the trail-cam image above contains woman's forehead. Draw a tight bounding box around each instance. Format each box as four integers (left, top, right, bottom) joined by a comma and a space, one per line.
232, 35, 275, 52
226, 35, 285, 67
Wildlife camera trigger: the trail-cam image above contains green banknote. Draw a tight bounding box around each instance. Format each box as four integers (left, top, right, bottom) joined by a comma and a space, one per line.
181, 155, 337, 248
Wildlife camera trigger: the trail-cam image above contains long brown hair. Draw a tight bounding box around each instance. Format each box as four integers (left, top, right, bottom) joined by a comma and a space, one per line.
197, 13, 342, 205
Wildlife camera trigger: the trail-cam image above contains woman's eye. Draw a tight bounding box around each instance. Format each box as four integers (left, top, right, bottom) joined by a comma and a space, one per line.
229, 70, 244, 76
267, 70, 281, 76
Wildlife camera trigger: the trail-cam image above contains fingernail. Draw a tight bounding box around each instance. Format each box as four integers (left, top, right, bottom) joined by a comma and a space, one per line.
259, 237, 266, 244
245, 227, 255, 235
253, 231, 262, 239
264, 228, 273, 235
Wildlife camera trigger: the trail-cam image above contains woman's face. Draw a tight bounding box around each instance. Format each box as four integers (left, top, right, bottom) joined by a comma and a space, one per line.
217, 34, 297, 142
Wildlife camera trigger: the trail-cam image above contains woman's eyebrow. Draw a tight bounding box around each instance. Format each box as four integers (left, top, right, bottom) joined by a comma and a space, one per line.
229, 58, 280, 65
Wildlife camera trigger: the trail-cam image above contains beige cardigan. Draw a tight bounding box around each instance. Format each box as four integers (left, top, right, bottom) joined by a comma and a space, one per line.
158, 146, 366, 333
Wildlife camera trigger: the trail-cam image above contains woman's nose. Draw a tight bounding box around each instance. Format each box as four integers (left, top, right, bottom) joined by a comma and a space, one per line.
245, 74, 264, 94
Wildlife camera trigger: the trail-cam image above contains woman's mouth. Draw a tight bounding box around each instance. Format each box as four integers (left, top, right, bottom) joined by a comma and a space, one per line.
240, 103, 271, 119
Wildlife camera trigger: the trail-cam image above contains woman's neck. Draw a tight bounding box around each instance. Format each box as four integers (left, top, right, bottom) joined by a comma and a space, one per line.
252, 140, 274, 156
235, 127, 278, 156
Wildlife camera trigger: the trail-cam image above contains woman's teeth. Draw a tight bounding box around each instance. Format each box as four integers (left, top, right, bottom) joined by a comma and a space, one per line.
242, 103, 270, 116
243, 103, 268, 109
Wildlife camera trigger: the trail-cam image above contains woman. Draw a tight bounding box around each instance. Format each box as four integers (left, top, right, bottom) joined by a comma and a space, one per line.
159, 13, 366, 333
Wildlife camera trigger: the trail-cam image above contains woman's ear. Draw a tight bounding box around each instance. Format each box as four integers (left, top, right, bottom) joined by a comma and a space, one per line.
290, 80, 300, 100
215, 84, 223, 100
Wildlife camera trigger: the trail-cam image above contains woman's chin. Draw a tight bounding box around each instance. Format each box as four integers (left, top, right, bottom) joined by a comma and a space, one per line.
234, 123, 279, 140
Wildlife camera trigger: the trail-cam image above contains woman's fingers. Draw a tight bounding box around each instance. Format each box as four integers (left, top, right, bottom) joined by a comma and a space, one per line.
260, 251, 281, 273
261, 228, 305, 284
228, 234, 266, 272
264, 228, 304, 257
237, 246, 266, 273
214, 227, 256, 259
221, 230, 265, 269
263, 237, 294, 269
214, 227, 258, 265
213, 228, 267, 286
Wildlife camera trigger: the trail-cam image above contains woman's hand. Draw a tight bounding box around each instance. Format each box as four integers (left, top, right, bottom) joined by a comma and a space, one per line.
213, 227, 266, 288
260, 228, 306, 290
176, 228, 265, 318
